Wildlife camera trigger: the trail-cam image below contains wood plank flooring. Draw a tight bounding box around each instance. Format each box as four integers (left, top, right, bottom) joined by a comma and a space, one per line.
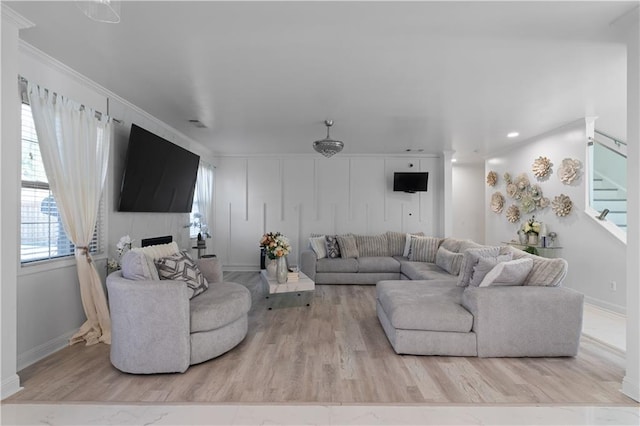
5, 272, 637, 405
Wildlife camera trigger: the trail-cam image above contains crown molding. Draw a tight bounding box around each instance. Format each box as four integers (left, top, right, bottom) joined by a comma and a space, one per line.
1, 4, 34, 29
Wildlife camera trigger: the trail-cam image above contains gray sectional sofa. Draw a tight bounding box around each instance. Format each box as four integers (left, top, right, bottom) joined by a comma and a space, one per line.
300, 232, 584, 358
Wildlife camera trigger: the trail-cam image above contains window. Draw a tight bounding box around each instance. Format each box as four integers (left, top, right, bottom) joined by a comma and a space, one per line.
20, 103, 103, 263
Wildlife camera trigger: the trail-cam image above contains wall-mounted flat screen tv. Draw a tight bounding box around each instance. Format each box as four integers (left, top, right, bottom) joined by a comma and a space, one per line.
393, 172, 429, 193
118, 124, 200, 212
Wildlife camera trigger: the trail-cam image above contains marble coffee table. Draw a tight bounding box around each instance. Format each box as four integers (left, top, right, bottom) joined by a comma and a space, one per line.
259, 270, 315, 310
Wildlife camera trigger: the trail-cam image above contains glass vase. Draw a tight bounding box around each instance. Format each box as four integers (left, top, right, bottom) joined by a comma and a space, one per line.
276, 256, 288, 284
266, 258, 277, 279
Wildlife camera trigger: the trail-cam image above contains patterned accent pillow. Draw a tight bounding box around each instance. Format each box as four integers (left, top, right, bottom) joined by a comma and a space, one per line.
336, 234, 359, 259
469, 253, 513, 287
355, 234, 390, 257
479, 258, 534, 287
434, 247, 464, 275
309, 236, 327, 259
131, 241, 180, 281
407, 236, 442, 263
456, 246, 501, 287
155, 251, 208, 298
325, 235, 341, 258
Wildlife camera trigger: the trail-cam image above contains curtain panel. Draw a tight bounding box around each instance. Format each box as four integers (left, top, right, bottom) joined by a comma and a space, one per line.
27, 82, 112, 345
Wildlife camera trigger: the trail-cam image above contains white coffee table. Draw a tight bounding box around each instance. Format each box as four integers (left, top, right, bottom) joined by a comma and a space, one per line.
259, 270, 315, 310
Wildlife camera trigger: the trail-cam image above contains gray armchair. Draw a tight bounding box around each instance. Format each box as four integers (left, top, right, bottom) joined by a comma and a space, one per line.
107, 257, 251, 374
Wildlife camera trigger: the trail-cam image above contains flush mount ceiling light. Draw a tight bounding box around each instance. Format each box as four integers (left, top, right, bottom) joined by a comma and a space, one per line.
507, 132, 520, 138
76, 0, 121, 23
313, 120, 344, 158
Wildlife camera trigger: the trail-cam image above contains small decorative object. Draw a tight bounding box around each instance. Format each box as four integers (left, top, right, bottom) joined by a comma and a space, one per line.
506, 204, 520, 223
506, 183, 518, 199
538, 197, 550, 209
259, 231, 292, 279
532, 156, 553, 179
552, 194, 573, 216
486, 171, 498, 187
522, 216, 541, 245
520, 195, 536, 214
514, 173, 530, 191
517, 229, 527, 244
503, 172, 512, 184
276, 256, 288, 284
547, 231, 558, 247
490, 191, 505, 214
108, 235, 133, 274
557, 158, 582, 185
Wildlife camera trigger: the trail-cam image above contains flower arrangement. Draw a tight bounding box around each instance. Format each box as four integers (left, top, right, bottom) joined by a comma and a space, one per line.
259, 232, 291, 259
108, 235, 133, 272
522, 216, 541, 236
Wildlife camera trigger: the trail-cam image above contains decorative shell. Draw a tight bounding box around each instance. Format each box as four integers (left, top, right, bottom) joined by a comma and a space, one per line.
506, 204, 521, 223
557, 158, 582, 185
503, 172, 512, 184
552, 194, 573, 216
506, 183, 518, 198
490, 192, 505, 214
486, 171, 498, 187
532, 156, 553, 179
514, 173, 530, 190
520, 195, 536, 214
537, 197, 550, 209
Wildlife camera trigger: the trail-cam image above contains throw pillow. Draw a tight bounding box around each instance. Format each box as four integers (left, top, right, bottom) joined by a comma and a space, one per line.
197, 257, 223, 284
309, 236, 327, 259
407, 235, 442, 263
120, 250, 154, 280
355, 234, 390, 257
131, 241, 180, 281
336, 234, 359, 259
479, 258, 534, 287
325, 235, 341, 258
155, 251, 209, 298
469, 253, 513, 287
456, 246, 501, 287
440, 238, 463, 253
435, 247, 464, 275
401, 232, 425, 257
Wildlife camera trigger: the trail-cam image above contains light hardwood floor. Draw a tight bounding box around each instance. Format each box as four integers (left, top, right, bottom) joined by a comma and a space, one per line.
6, 272, 637, 405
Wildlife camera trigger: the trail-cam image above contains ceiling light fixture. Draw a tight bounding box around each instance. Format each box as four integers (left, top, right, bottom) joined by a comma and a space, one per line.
76, 0, 121, 23
507, 132, 520, 138
313, 120, 344, 158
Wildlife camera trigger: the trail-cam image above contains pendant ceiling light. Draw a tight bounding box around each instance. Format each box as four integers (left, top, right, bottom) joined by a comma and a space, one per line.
313, 120, 344, 158
76, 0, 121, 23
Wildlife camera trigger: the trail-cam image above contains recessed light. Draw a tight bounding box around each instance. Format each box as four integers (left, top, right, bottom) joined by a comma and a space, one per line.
507, 132, 519, 138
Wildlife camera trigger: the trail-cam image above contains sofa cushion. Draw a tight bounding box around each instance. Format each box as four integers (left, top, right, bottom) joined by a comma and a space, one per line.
131, 242, 180, 281
316, 257, 359, 273
337, 234, 359, 258
408, 235, 442, 263
385, 231, 425, 257
457, 246, 501, 287
355, 234, 390, 257
155, 251, 208, 298
358, 256, 401, 273
440, 238, 465, 253
325, 235, 341, 258
309, 236, 327, 259
506, 247, 568, 287
120, 250, 155, 281
469, 253, 513, 287
479, 258, 534, 287
458, 239, 484, 253
377, 280, 473, 333
401, 261, 456, 281
435, 247, 464, 275
196, 257, 223, 284
403, 232, 426, 257
190, 282, 251, 333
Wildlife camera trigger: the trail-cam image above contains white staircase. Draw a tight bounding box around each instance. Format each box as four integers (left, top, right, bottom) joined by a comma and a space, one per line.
592, 175, 627, 229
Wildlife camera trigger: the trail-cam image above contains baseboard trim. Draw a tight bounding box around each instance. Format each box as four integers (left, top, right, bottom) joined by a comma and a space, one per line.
17, 330, 75, 371
622, 376, 640, 402
584, 296, 626, 316
1, 374, 23, 400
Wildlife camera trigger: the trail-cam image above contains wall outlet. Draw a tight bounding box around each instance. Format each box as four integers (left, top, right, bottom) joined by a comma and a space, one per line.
610, 281, 617, 292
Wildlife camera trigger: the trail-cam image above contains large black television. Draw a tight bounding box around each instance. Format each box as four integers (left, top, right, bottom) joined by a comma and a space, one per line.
393, 172, 429, 193
118, 124, 200, 212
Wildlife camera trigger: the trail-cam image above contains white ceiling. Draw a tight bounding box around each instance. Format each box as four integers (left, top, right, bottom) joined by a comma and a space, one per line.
7, 1, 635, 161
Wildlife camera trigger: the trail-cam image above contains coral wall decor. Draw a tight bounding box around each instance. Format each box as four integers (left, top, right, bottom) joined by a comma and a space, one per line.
486, 171, 498, 187
557, 158, 582, 185
491, 192, 505, 214
506, 204, 521, 223
552, 194, 573, 216
532, 156, 553, 179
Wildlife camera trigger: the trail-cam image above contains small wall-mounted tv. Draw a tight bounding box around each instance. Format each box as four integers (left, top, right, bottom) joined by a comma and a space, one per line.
393, 172, 429, 193
118, 124, 200, 213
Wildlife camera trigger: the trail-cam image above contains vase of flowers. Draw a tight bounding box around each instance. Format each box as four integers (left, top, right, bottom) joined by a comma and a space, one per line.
522, 216, 541, 246
259, 232, 291, 280
107, 235, 133, 275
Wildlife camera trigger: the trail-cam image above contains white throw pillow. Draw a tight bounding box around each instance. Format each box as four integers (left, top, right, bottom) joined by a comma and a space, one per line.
309, 236, 327, 259
479, 258, 534, 287
131, 241, 180, 280
469, 253, 513, 287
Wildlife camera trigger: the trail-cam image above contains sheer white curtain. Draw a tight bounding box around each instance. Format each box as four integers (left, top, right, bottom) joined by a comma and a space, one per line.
27, 82, 111, 346
196, 162, 214, 234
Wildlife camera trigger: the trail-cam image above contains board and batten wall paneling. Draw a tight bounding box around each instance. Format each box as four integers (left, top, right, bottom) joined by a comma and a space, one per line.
215, 155, 444, 269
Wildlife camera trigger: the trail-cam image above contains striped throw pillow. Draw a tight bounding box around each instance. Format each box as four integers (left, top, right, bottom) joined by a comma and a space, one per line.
407, 236, 442, 263
355, 234, 390, 257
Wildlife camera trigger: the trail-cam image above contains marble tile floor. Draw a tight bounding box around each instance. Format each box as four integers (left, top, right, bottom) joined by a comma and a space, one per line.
2, 302, 635, 426
2, 403, 639, 426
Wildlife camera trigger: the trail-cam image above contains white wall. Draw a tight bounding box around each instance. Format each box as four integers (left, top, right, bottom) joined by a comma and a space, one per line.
213, 155, 444, 269
452, 163, 485, 243
484, 120, 627, 313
